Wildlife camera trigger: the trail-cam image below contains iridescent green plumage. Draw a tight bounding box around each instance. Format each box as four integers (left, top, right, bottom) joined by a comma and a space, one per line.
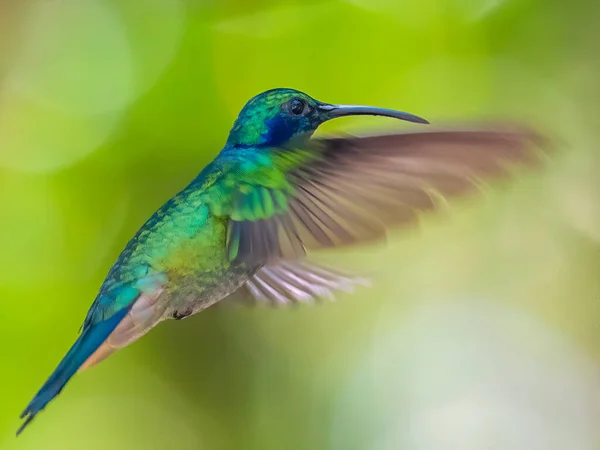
18, 88, 548, 435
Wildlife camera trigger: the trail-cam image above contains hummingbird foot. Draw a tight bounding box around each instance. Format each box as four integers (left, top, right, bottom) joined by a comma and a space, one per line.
171, 309, 192, 320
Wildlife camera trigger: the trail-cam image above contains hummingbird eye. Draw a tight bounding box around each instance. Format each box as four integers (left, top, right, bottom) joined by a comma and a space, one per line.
289, 98, 306, 116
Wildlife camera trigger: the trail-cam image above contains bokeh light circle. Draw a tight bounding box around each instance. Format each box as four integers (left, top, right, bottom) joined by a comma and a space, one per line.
332, 300, 600, 450
0, 0, 184, 174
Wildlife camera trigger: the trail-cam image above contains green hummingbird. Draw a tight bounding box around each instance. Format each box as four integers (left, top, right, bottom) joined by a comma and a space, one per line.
18, 88, 545, 435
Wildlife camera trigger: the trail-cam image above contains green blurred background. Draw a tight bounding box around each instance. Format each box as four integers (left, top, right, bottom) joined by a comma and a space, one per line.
1, 0, 599, 448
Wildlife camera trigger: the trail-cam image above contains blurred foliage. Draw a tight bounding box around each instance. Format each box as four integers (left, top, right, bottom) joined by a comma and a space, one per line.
0, 0, 599, 449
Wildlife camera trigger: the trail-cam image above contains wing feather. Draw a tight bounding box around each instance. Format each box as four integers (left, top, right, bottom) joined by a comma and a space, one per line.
218, 126, 550, 264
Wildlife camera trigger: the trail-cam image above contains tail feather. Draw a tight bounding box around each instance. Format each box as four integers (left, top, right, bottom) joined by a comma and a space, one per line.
17, 308, 128, 436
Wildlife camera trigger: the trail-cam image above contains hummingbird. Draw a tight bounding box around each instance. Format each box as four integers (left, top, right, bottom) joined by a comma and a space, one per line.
17, 88, 546, 435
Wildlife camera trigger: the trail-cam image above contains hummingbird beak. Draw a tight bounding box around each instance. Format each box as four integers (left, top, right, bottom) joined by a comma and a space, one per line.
317, 103, 429, 125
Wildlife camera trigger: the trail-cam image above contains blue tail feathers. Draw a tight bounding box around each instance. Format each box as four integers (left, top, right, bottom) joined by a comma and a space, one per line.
17, 309, 128, 436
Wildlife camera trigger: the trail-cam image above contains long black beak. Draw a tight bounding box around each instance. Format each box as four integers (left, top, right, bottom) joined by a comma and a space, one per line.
318, 103, 429, 125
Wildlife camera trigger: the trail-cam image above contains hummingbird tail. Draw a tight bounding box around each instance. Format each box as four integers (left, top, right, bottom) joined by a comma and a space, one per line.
17, 308, 128, 436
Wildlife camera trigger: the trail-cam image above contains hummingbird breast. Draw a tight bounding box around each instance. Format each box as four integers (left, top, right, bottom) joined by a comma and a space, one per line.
126, 201, 257, 319
81, 202, 259, 370
163, 257, 255, 319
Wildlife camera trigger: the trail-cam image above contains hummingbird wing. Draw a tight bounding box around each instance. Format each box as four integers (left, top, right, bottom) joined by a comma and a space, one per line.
230, 260, 369, 306
215, 126, 549, 264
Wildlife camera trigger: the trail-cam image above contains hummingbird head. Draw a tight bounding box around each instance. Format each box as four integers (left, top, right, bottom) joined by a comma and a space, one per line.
225, 88, 429, 148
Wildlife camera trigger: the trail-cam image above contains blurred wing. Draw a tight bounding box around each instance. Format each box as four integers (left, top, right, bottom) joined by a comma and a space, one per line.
225, 126, 549, 264
237, 260, 369, 306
